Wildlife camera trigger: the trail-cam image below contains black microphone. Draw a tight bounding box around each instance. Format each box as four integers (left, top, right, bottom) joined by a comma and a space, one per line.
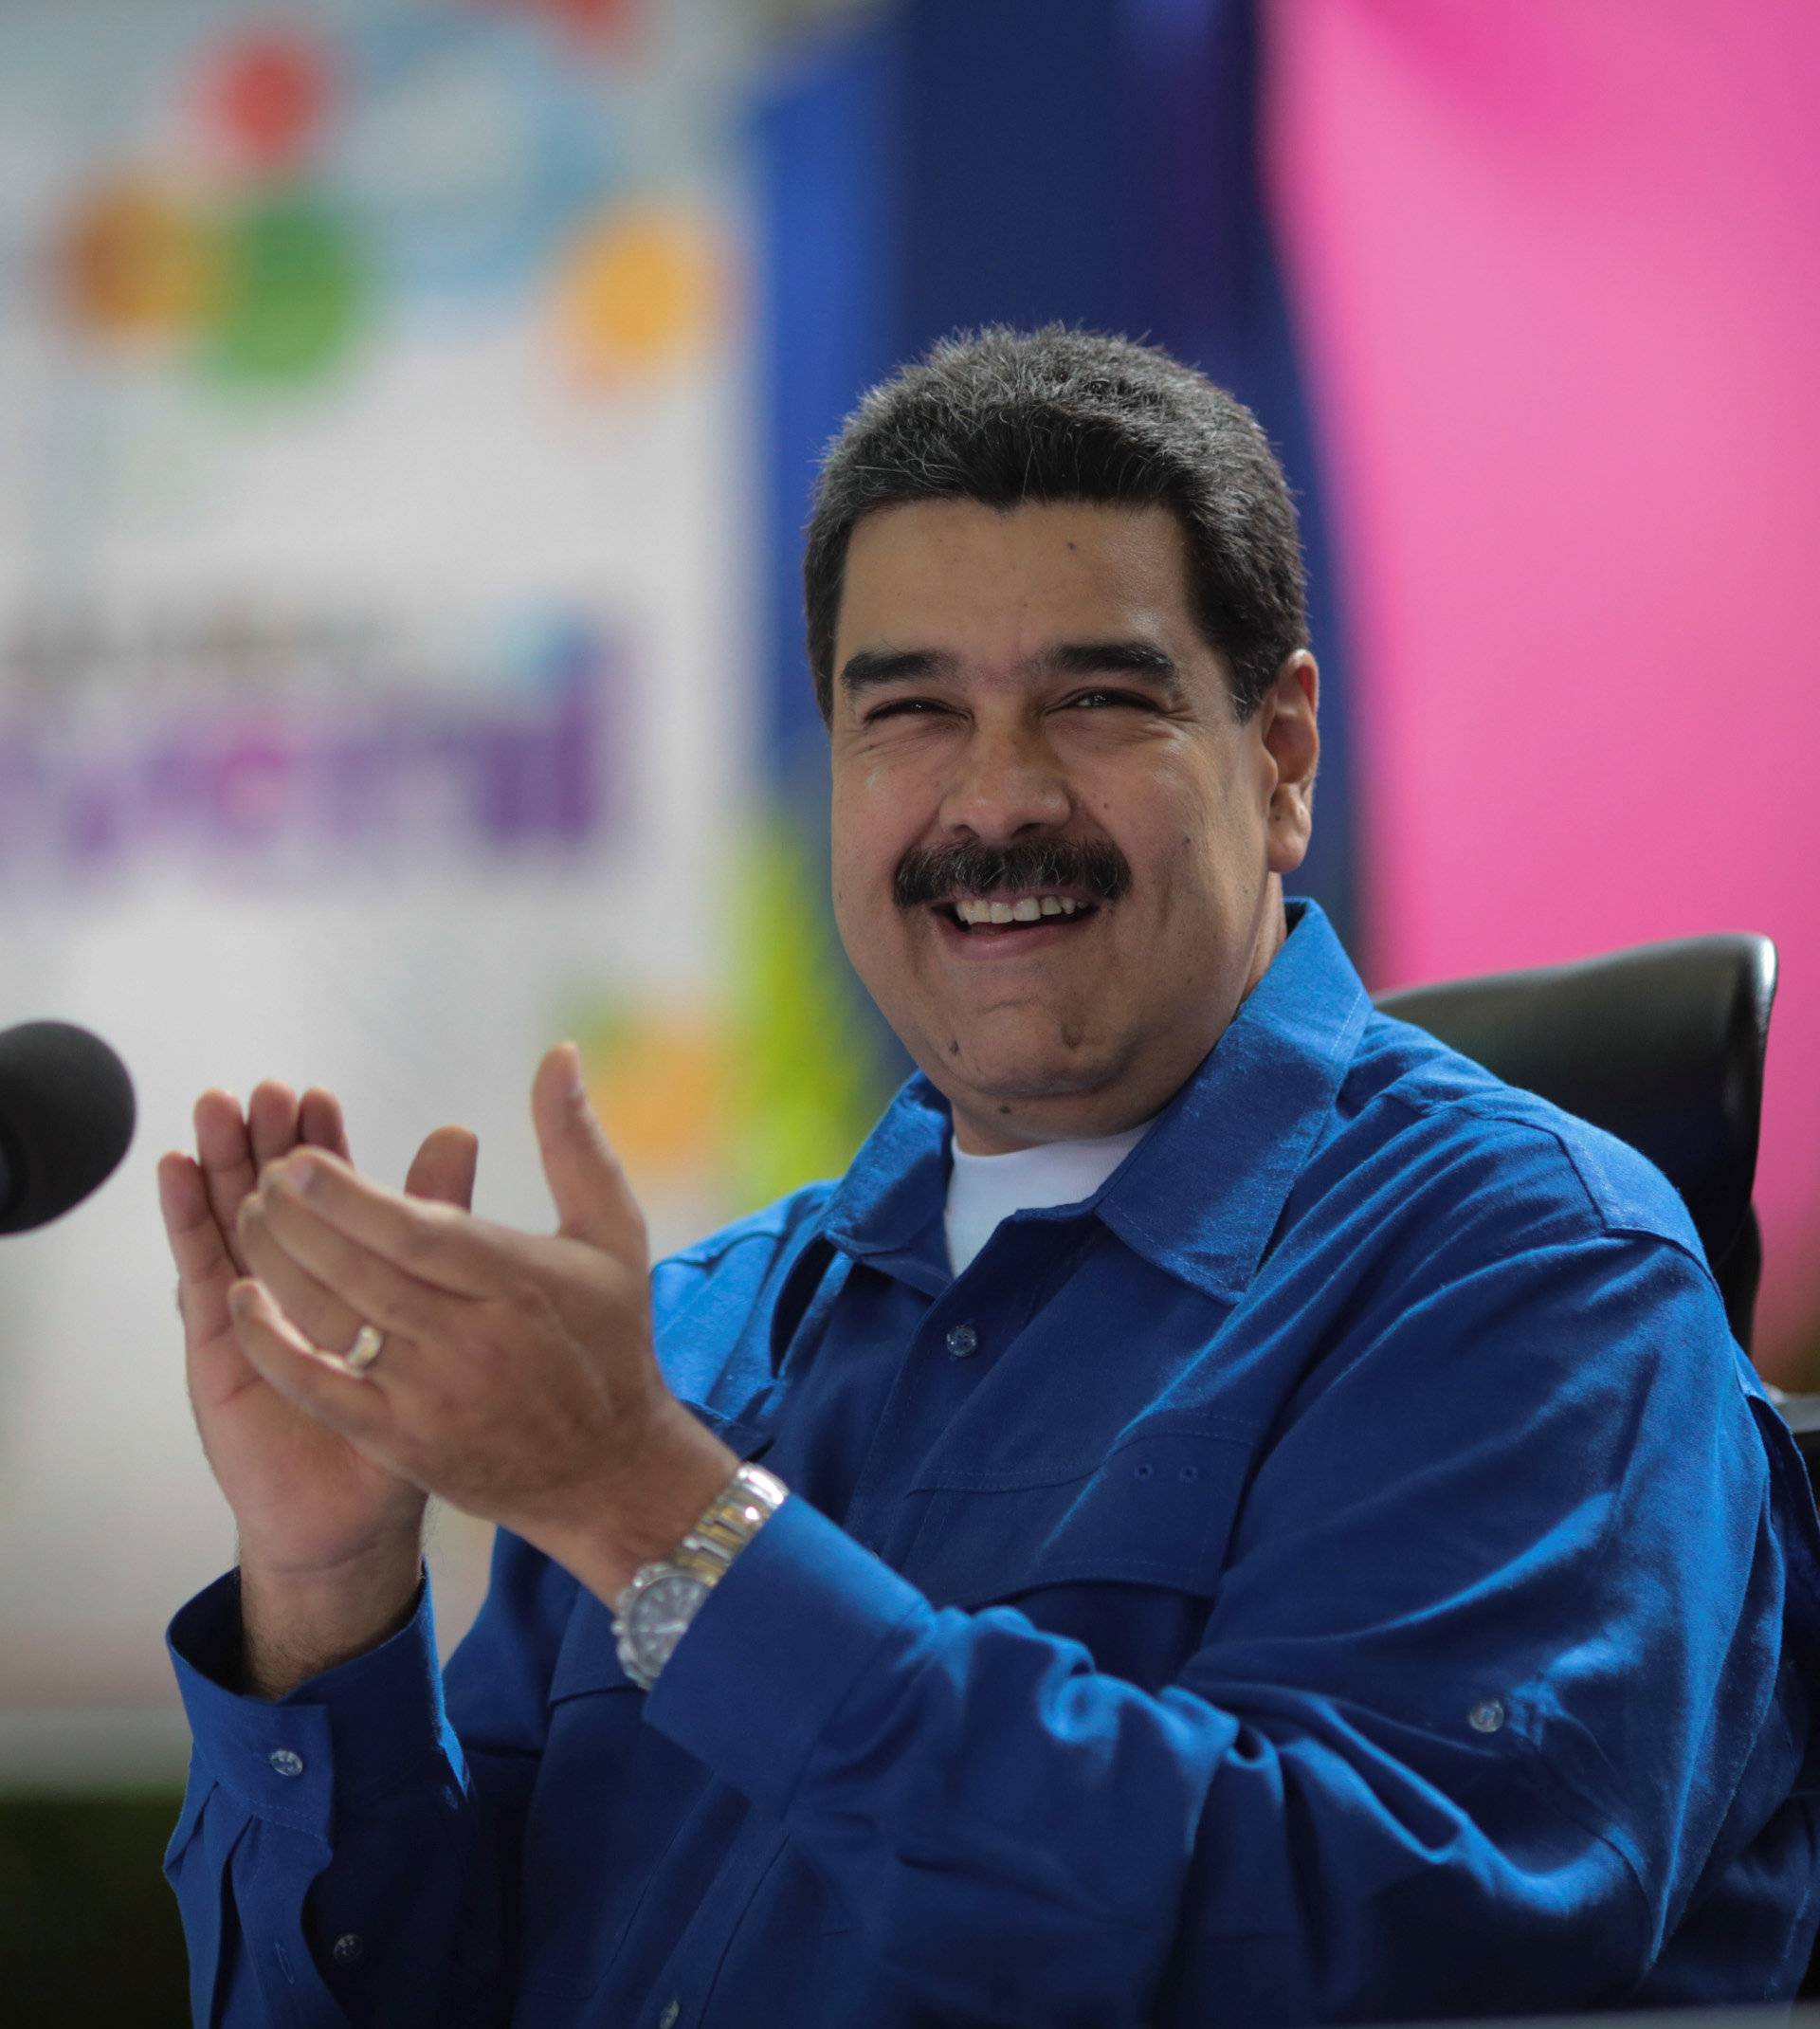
0, 1020, 136, 1235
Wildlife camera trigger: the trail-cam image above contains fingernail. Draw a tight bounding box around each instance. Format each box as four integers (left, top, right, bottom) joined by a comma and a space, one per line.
274, 1156, 318, 1197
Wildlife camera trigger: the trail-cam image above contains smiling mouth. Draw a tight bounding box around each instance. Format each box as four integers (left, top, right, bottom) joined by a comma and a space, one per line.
937, 893, 1101, 934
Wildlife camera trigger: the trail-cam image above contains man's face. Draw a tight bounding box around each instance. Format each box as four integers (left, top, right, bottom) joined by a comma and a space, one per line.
828, 497, 1319, 1154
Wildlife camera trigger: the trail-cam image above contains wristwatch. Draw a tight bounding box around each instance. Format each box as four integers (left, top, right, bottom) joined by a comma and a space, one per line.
612, 1462, 789, 1691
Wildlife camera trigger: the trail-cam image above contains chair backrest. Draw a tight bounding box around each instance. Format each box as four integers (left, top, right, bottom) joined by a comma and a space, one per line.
1373, 933, 1777, 1355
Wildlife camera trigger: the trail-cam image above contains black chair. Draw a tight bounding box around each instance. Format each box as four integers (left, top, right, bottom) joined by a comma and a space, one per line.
1377, 932, 1820, 1469
1374, 931, 1778, 1372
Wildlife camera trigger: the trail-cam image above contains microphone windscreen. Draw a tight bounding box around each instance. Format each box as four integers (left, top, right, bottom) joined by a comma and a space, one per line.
0, 1021, 136, 1235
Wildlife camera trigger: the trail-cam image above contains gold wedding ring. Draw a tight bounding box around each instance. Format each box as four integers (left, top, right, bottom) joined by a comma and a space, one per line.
344, 1323, 385, 1374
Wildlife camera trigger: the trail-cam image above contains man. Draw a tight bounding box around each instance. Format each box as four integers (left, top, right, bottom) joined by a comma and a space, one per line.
160, 326, 1820, 2025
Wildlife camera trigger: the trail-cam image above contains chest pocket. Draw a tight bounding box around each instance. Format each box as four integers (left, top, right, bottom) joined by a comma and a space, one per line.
903, 1411, 1262, 1616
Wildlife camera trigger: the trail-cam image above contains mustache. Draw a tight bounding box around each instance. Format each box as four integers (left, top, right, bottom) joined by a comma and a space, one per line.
893, 837, 1133, 910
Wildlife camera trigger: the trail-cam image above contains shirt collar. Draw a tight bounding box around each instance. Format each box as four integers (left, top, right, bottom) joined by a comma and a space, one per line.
817, 896, 1372, 1301
816, 1065, 954, 1284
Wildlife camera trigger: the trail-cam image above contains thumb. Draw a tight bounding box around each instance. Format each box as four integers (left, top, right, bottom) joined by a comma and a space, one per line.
532, 1042, 645, 1252
405, 1124, 479, 1210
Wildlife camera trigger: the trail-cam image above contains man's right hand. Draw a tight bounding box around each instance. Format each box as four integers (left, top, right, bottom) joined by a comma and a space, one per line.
158, 1081, 478, 1692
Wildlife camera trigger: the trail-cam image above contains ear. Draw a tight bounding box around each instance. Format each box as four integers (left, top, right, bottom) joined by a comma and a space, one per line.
1261, 651, 1320, 876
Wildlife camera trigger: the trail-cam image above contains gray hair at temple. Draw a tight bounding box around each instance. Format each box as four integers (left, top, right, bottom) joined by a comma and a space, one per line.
802, 323, 1310, 726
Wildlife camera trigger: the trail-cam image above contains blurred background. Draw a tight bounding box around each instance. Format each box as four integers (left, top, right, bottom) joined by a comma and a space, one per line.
0, 0, 1813, 2015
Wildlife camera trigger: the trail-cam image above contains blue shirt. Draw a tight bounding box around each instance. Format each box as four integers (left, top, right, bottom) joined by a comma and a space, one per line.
165, 897, 1820, 2026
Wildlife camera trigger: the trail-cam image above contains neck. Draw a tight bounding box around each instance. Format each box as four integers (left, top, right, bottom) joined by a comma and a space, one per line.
952, 1109, 1155, 1158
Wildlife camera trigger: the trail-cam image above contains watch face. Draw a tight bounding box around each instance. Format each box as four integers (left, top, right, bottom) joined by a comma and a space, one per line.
628, 1570, 711, 1673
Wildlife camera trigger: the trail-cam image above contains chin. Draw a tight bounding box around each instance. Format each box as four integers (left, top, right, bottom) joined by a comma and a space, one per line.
939, 1041, 1114, 1109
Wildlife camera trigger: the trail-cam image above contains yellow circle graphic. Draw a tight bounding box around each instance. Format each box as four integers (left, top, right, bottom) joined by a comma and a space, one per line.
553, 205, 726, 383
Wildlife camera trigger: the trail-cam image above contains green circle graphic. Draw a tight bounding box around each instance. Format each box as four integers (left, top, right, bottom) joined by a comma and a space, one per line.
204, 194, 366, 387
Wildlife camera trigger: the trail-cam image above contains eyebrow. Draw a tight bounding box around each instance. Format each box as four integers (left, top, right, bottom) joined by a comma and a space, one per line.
1046, 640, 1184, 693
837, 639, 1185, 699
838, 647, 957, 694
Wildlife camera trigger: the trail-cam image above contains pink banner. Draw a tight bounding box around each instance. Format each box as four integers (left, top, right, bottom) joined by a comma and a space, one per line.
1266, 0, 1820, 1372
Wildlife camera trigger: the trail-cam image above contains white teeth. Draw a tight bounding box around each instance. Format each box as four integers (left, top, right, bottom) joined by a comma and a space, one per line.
949, 893, 1089, 926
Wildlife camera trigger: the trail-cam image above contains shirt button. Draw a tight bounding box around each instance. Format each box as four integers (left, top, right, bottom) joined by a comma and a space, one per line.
1468, 1699, 1505, 1734
332, 1933, 364, 1965
945, 1323, 979, 1359
657, 2002, 681, 2029
267, 1748, 304, 1778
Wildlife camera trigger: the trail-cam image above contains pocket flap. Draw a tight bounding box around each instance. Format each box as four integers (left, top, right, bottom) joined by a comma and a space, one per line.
906, 1419, 1259, 1610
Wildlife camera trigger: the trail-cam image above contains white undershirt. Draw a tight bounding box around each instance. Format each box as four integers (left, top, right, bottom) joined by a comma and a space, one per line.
943, 1118, 1157, 1275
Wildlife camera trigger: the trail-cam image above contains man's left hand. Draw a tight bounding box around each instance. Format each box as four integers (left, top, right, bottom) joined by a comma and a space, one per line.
226, 1042, 738, 1599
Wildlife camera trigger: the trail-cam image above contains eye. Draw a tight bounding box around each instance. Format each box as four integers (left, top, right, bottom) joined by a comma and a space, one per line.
864, 697, 948, 722
1063, 688, 1151, 711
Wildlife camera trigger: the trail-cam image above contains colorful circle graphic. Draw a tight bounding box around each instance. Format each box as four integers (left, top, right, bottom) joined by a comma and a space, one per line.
205, 195, 366, 385
553, 204, 724, 382
57, 177, 221, 342
199, 31, 333, 175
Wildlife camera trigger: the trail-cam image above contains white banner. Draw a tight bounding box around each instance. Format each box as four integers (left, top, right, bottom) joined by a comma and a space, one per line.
0, 0, 759, 1783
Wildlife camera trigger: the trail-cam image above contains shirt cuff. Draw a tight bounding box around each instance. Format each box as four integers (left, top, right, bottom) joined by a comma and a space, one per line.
643, 1493, 932, 1819
167, 1565, 461, 1842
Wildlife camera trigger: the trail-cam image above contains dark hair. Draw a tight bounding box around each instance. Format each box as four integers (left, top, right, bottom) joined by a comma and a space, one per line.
804, 323, 1308, 725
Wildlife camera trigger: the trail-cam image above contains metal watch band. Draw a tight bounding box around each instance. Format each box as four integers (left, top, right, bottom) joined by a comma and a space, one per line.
611, 1462, 789, 1691
682, 1462, 789, 1570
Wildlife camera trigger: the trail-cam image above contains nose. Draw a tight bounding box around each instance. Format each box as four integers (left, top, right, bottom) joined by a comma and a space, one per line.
937, 719, 1073, 841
